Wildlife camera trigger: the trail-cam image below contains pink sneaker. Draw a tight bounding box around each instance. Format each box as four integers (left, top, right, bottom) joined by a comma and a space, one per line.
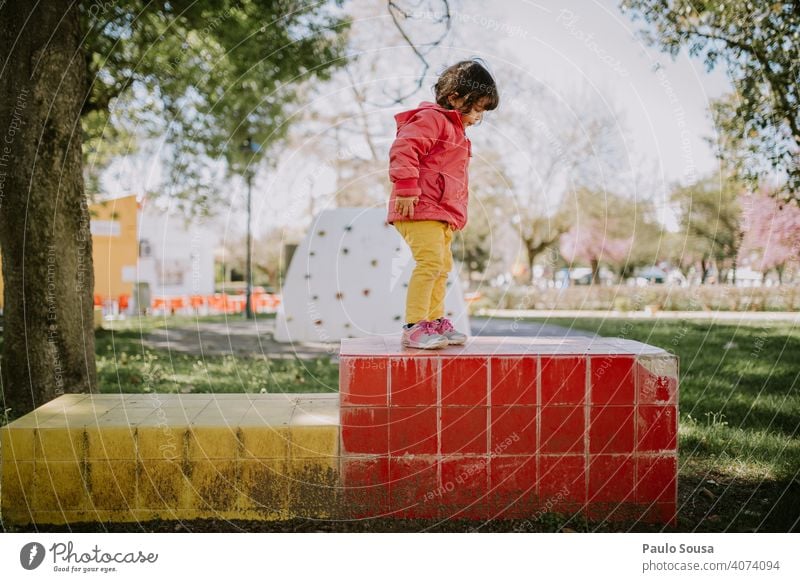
401, 320, 448, 349
435, 317, 467, 345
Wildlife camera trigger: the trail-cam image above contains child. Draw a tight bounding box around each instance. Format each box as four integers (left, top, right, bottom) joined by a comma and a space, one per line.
387, 58, 499, 349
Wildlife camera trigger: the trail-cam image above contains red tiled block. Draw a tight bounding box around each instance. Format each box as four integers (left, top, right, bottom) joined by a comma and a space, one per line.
636, 455, 677, 503
637, 406, 678, 452
588, 454, 635, 503
637, 356, 678, 404
341, 456, 390, 516
490, 406, 536, 455
389, 456, 439, 519
440, 457, 490, 519
541, 356, 586, 405
590, 356, 635, 405
441, 357, 487, 406
340, 357, 387, 406
589, 405, 635, 454
341, 407, 388, 454
490, 356, 536, 405
540, 405, 585, 453
389, 357, 438, 406
389, 407, 437, 455
489, 456, 537, 519
441, 407, 487, 455
638, 501, 677, 526
539, 455, 585, 504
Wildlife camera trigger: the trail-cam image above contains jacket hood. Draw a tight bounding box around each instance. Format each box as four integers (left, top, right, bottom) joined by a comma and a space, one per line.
394, 101, 464, 131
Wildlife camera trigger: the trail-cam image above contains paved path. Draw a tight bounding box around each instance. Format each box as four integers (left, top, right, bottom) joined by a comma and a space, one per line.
143, 316, 596, 361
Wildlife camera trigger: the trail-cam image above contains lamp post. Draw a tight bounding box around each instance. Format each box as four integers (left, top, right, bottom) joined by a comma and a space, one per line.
240, 137, 260, 320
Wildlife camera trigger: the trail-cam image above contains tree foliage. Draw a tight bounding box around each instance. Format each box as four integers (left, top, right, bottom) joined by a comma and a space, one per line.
621, 0, 800, 201
671, 174, 745, 282
80, 0, 351, 214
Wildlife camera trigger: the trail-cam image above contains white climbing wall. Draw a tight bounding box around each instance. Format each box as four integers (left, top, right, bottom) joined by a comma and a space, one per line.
274, 208, 470, 343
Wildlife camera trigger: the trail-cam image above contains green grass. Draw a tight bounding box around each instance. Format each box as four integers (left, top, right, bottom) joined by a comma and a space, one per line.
95, 314, 338, 395
524, 316, 800, 531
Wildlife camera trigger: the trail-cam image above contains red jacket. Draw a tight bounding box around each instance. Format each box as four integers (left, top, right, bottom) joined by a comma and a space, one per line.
387, 101, 472, 231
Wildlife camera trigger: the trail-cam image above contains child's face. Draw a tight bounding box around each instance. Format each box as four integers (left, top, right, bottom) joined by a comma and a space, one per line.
447, 95, 489, 128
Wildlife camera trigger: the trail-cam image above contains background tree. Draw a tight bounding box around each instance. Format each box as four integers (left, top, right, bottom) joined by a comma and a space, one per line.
660, 230, 714, 284
671, 175, 745, 284
0, 0, 349, 417
621, 0, 800, 201
740, 189, 800, 283
559, 188, 656, 283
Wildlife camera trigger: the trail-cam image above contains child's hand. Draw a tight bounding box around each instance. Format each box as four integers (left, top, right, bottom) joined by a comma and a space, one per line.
395, 196, 419, 219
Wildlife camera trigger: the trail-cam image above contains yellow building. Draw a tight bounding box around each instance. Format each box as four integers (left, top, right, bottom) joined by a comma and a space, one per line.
89, 194, 139, 303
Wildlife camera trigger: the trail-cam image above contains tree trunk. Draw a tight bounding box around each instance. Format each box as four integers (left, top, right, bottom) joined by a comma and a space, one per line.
590, 257, 600, 285
700, 257, 710, 284
0, 1, 96, 418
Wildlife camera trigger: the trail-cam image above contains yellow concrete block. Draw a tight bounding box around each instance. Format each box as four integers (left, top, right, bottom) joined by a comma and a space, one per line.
289, 425, 339, 459
85, 426, 136, 460
287, 457, 339, 518
21, 509, 139, 525
238, 426, 290, 459
87, 460, 137, 510
1, 427, 36, 461
32, 461, 91, 511
239, 459, 290, 519
187, 460, 239, 512
34, 428, 86, 462
139, 406, 202, 425
137, 459, 191, 510
1, 460, 35, 514
4, 411, 59, 429
136, 426, 184, 461
187, 426, 239, 460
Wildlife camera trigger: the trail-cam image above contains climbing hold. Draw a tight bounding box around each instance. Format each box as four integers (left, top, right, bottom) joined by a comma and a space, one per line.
336, 292, 344, 300
314, 319, 323, 326
318, 230, 326, 236
342, 248, 349, 254
362, 289, 370, 297
345, 225, 353, 231
371, 259, 378, 267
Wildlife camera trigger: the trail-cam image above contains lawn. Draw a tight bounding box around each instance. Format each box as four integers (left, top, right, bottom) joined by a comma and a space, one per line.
523, 316, 800, 532
95, 314, 338, 395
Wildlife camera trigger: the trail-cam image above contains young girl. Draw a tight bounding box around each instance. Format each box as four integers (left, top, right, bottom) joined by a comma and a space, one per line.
387, 58, 499, 349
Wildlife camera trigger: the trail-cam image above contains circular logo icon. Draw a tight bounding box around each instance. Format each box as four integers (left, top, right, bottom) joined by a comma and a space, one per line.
20, 542, 46, 570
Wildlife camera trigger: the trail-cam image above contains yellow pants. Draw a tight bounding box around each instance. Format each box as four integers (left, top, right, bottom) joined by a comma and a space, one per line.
394, 220, 454, 324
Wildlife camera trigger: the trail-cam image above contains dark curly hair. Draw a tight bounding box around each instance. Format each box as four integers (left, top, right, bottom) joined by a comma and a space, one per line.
434, 58, 499, 114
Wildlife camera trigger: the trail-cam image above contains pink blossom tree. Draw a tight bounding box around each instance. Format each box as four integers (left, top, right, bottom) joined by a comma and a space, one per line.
741, 191, 800, 283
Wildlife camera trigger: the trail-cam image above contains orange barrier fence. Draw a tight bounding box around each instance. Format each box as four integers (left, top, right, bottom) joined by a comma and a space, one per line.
96, 293, 281, 316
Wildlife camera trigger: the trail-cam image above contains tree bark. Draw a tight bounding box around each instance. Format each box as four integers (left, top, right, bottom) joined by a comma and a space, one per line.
0, 1, 97, 418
